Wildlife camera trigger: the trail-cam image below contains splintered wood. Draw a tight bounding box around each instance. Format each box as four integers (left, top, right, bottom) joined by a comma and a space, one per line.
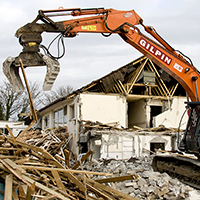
0, 127, 138, 200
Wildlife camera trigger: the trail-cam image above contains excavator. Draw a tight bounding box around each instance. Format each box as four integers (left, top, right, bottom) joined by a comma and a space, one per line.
3, 7, 200, 187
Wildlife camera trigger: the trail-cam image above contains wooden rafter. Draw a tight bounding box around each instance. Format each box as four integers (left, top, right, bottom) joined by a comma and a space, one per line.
126, 58, 148, 94
146, 61, 168, 96
148, 60, 171, 96
118, 80, 127, 93
170, 83, 179, 96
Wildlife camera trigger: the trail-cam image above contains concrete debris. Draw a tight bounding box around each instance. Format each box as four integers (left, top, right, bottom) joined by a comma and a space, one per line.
83, 156, 200, 200
1, 125, 200, 199
0, 126, 138, 199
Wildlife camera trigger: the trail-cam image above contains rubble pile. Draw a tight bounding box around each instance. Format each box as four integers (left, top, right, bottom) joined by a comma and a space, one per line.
0, 128, 138, 199
18, 127, 73, 158
83, 157, 200, 200
1, 126, 200, 199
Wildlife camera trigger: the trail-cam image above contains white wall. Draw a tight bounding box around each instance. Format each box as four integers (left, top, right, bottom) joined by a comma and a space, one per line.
99, 132, 173, 159
0, 121, 28, 137
80, 93, 127, 128
154, 97, 188, 129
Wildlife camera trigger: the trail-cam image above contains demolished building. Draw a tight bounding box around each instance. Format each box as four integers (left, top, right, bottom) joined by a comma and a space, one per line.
38, 56, 188, 158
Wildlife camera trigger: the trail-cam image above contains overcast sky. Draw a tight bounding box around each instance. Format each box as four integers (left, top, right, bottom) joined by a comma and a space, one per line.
1, 0, 200, 91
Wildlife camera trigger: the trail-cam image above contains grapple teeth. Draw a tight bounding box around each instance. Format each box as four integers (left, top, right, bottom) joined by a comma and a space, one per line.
2, 57, 24, 92
3, 54, 60, 92
42, 55, 60, 91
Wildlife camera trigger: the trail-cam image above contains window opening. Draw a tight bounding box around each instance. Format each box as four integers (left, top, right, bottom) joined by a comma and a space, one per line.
150, 142, 165, 154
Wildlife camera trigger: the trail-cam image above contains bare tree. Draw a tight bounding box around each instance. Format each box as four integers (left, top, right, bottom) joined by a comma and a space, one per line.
41, 85, 75, 106
0, 81, 23, 120
18, 81, 43, 120
0, 80, 42, 121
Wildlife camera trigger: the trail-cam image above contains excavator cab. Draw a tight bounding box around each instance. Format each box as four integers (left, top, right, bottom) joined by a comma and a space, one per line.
179, 102, 200, 157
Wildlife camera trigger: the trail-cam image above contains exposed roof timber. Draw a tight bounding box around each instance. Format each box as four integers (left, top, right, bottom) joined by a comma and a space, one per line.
127, 94, 172, 102
170, 83, 179, 96
148, 60, 170, 96
127, 58, 148, 94
39, 55, 186, 113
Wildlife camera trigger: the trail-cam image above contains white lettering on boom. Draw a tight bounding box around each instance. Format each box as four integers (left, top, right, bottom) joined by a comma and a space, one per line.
139, 37, 172, 65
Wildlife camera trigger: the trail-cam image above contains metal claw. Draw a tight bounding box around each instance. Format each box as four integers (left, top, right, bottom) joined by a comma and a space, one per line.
42, 55, 60, 91
2, 56, 24, 92
2, 54, 60, 92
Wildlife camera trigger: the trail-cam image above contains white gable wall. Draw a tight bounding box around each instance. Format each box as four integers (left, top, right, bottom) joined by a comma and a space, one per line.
154, 97, 188, 129
79, 93, 127, 128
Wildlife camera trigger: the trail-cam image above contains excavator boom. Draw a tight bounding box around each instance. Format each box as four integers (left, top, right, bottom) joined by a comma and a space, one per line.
3, 8, 141, 91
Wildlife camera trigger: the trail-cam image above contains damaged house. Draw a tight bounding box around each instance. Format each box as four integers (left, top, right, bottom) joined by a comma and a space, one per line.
39, 56, 188, 159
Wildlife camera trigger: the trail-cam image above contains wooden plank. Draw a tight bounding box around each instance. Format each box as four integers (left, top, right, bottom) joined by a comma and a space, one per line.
51, 170, 66, 192
4, 158, 26, 174
7, 138, 64, 168
63, 172, 87, 193
18, 185, 26, 199
57, 189, 77, 200
19, 165, 112, 176
25, 182, 35, 200
72, 149, 94, 170
16, 120, 36, 140
85, 177, 138, 200
5, 125, 16, 142
86, 183, 115, 200
96, 174, 138, 183
0, 159, 31, 187
43, 195, 57, 200
19, 59, 38, 123
12, 189, 19, 200
22, 174, 70, 200
5, 174, 13, 200
149, 60, 170, 96
118, 80, 127, 93
127, 59, 147, 94
171, 83, 179, 96
64, 149, 70, 167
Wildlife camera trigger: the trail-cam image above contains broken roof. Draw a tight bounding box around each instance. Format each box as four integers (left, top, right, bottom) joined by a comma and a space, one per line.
40, 56, 186, 112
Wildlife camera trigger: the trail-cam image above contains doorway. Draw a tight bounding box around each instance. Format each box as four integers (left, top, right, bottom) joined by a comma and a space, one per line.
150, 106, 162, 127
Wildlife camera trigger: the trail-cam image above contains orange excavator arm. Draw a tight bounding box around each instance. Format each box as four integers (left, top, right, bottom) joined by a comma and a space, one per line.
3, 7, 200, 102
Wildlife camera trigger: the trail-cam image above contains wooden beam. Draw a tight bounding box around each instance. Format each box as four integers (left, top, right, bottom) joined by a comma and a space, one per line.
12, 189, 19, 200
171, 83, 179, 96
64, 149, 70, 167
0, 159, 31, 187
5, 125, 16, 142
148, 60, 171, 96
96, 174, 138, 183
5, 174, 13, 200
51, 170, 66, 192
127, 58, 148, 94
86, 183, 116, 200
7, 138, 64, 169
19, 59, 38, 122
118, 80, 127, 93
84, 177, 138, 200
25, 182, 35, 200
21, 175, 70, 200
72, 149, 94, 170
19, 165, 112, 176
62, 172, 87, 193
